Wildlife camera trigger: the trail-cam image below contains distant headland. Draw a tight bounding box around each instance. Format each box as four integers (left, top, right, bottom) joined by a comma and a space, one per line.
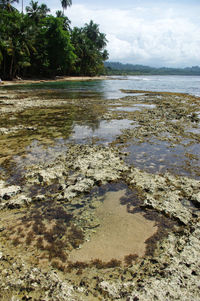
104, 61, 200, 76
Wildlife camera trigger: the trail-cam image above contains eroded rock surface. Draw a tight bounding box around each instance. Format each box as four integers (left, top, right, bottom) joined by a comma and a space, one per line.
127, 168, 200, 224
0, 88, 199, 300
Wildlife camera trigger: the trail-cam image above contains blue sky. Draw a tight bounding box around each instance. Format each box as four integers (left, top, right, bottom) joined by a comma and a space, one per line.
15, 0, 200, 67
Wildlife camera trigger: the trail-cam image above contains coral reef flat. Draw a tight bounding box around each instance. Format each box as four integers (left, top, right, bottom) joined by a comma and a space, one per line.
0, 85, 199, 300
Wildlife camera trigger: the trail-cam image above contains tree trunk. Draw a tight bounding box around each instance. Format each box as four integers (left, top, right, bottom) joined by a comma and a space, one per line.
9, 54, 14, 80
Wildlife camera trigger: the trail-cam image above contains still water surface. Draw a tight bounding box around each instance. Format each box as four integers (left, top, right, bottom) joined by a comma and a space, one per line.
2, 75, 200, 180
5, 75, 200, 99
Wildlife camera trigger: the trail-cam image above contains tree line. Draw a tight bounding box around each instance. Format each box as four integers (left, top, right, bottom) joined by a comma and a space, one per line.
0, 0, 108, 80
105, 62, 200, 76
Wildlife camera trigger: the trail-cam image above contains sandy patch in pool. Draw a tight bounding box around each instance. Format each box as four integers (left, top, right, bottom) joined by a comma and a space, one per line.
69, 190, 157, 263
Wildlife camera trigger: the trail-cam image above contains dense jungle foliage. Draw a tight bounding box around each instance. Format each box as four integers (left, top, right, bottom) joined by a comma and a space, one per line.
0, 0, 108, 79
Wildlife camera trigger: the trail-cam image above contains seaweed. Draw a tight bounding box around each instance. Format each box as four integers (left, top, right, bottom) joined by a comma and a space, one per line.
103, 259, 121, 268
46, 241, 67, 262
68, 225, 84, 248
51, 260, 65, 271
17, 227, 23, 234
90, 259, 104, 269
36, 237, 44, 250
124, 254, 138, 266
32, 221, 46, 235
67, 258, 121, 272
12, 237, 20, 246
67, 261, 89, 272
25, 231, 35, 246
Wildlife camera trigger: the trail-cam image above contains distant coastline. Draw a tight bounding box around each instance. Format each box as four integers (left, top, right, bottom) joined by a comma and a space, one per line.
104, 61, 200, 76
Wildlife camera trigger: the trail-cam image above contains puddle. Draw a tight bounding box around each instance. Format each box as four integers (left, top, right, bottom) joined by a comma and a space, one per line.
134, 104, 156, 108
8, 119, 133, 176
124, 139, 200, 179
0, 178, 177, 272
70, 119, 133, 143
12, 140, 68, 170
110, 106, 141, 112
4, 118, 134, 184
187, 127, 200, 135
69, 189, 157, 263
110, 104, 156, 112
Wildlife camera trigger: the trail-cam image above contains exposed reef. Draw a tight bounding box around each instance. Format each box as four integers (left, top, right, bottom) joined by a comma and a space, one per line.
0, 87, 199, 300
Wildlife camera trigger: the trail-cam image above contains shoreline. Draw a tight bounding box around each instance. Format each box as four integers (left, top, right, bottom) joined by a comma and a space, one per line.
0, 75, 110, 86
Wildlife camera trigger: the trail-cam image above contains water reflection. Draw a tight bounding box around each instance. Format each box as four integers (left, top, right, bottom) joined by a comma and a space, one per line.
70, 119, 133, 143
9, 119, 134, 180
14, 140, 68, 168
110, 104, 156, 112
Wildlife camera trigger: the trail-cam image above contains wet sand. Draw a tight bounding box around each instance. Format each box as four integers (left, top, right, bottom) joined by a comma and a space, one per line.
69, 190, 157, 263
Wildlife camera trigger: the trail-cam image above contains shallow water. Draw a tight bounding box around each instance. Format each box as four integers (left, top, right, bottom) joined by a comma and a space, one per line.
124, 138, 200, 179
109, 104, 156, 112
69, 189, 157, 263
5, 118, 134, 183
70, 119, 134, 143
3, 75, 200, 99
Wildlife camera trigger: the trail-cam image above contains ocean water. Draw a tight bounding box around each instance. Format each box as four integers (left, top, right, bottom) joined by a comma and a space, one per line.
102, 75, 200, 98
4, 75, 200, 99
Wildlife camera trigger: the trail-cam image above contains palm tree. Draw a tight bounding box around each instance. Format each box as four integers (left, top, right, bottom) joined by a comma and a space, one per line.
56, 10, 71, 31
0, 0, 19, 11
26, 1, 50, 23
56, 10, 64, 17
61, 0, 72, 15
26, 0, 40, 19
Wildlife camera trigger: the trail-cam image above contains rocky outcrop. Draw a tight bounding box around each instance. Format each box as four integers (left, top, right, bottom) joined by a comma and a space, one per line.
127, 168, 200, 224
0, 180, 31, 209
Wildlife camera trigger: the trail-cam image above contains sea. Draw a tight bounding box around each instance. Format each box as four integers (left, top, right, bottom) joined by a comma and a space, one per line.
5, 75, 200, 99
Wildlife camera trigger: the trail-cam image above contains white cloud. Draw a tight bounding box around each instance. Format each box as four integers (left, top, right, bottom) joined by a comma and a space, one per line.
66, 4, 200, 67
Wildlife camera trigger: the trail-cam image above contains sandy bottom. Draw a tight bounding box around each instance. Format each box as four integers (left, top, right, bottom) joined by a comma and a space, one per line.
69, 190, 157, 263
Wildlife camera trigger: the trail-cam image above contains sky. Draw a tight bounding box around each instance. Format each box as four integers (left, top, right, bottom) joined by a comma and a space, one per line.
15, 0, 200, 67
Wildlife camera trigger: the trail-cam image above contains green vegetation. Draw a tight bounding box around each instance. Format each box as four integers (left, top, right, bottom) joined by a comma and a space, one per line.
0, 0, 108, 79
105, 62, 200, 76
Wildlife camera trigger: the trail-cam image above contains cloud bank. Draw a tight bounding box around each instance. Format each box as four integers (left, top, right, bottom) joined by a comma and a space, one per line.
66, 3, 200, 67
15, 0, 200, 67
